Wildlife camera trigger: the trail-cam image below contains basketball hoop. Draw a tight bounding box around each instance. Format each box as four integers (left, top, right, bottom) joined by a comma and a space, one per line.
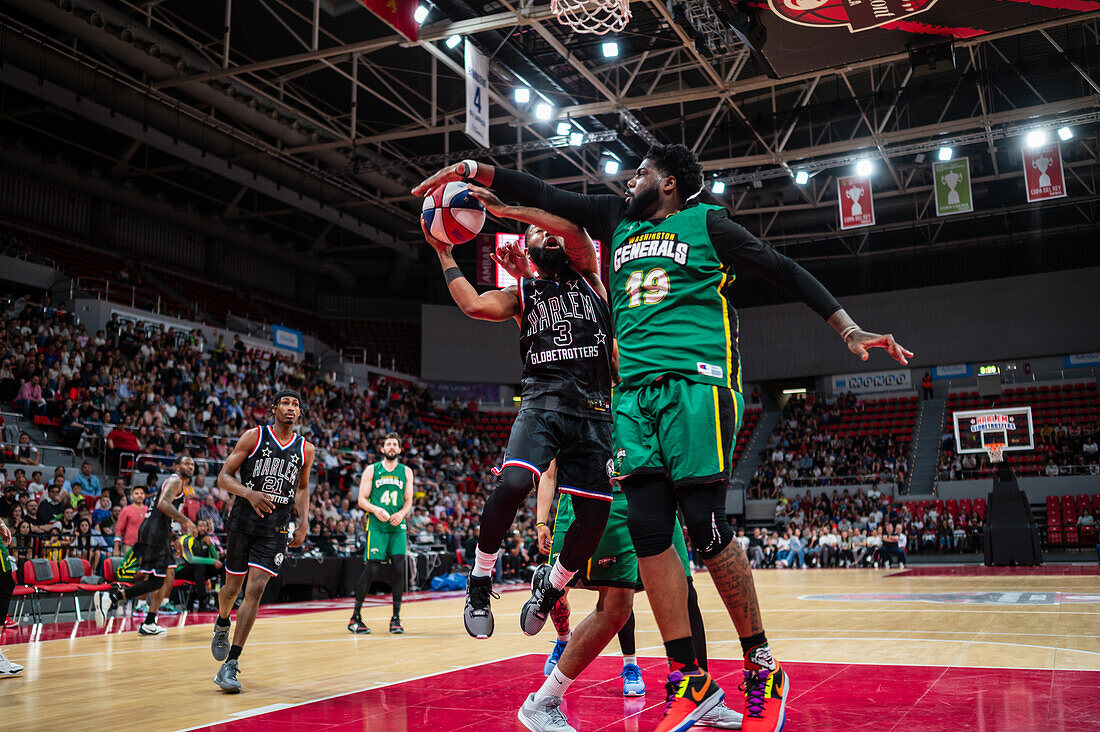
551, 0, 630, 35
984, 442, 1005, 464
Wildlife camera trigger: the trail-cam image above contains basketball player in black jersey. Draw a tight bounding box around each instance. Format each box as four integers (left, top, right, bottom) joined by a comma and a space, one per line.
421, 191, 614, 641
210, 390, 314, 693
93, 455, 196, 636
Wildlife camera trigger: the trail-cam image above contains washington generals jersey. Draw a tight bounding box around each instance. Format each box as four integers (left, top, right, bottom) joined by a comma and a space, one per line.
137, 473, 186, 547
228, 425, 306, 534
518, 267, 613, 421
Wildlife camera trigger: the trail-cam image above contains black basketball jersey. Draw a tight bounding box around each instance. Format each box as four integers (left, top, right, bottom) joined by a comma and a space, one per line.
137, 473, 185, 547
228, 425, 306, 534
518, 267, 613, 421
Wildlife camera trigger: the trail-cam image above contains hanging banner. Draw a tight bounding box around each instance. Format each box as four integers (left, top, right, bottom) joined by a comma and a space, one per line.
271, 325, 304, 354
838, 176, 875, 230
464, 41, 490, 148
1022, 143, 1067, 203
933, 157, 974, 216
358, 0, 417, 42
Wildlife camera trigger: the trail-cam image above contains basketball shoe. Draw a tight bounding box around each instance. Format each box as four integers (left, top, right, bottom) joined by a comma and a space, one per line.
739, 663, 789, 732
138, 621, 167, 636
211, 623, 231, 660
464, 575, 498, 639
697, 702, 745, 729
656, 669, 724, 732
389, 617, 404, 634
0, 649, 23, 677
544, 638, 568, 676
517, 692, 576, 732
520, 564, 564, 637
214, 659, 242, 693
348, 616, 371, 634
621, 663, 645, 697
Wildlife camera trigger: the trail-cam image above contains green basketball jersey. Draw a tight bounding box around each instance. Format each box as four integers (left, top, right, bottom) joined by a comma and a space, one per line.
367, 461, 408, 531
610, 203, 741, 392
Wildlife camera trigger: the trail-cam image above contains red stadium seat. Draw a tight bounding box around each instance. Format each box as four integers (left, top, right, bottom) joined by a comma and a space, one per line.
23, 559, 81, 623
58, 557, 110, 593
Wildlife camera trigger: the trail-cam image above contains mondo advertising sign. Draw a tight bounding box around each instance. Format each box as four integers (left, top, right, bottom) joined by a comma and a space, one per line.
832, 369, 912, 394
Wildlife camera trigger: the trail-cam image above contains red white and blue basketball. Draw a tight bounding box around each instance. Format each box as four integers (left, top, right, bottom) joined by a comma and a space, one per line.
421, 181, 486, 246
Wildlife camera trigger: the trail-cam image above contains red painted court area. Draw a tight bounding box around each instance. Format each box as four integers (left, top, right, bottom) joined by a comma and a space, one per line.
190, 654, 1100, 732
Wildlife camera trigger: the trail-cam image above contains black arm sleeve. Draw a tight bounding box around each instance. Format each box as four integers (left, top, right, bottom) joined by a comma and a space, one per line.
491, 168, 626, 244
707, 209, 841, 320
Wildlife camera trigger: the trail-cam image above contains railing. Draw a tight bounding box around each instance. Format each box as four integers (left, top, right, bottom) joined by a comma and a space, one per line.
760, 472, 906, 488
0, 442, 76, 467
937, 464, 1096, 481
70, 276, 163, 314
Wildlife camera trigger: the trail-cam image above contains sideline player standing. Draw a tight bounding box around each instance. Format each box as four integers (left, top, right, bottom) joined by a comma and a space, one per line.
348, 432, 413, 635
210, 390, 313, 693
419, 191, 614, 641
94, 455, 196, 636
0, 515, 23, 676
416, 150, 912, 731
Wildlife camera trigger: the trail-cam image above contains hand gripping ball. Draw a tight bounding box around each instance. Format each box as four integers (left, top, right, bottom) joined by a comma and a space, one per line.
421, 181, 486, 246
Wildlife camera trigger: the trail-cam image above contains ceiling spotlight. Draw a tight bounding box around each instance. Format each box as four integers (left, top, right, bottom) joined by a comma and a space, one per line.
1026, 129, 1047, 148
938, 147, 953, 161
414, 5, 429, 23
711, 180, 726, 195
569, 132, 584, 147
856, 159, 874, 177
514, 87, 531, 104
794, 171, 809, 185
535, 102, 553, 121
556, 121, 571, 136
603, 158, 620, 175
1058, 126, 1074, 141
602, 41, 619, 58
445, 34, 462, 49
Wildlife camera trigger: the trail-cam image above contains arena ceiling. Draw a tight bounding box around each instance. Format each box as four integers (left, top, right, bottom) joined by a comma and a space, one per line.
1, 0, 1099, 296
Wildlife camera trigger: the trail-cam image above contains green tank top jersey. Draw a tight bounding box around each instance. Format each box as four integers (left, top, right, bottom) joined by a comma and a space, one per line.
368, 461, 408, 531
610, 203, 741, 392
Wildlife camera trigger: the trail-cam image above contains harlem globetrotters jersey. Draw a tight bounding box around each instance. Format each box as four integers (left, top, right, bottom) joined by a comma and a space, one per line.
610, 204, 742, 392
229, 425, 306, 534
518, 266, 613, 421
137, 473, 186, 547
366, 461, 408, 532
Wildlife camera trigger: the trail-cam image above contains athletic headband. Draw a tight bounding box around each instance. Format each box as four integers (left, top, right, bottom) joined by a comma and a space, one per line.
271, 389, 303, 408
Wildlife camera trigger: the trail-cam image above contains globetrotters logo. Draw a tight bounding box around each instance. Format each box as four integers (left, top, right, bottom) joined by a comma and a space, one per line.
768, 0, 940, 32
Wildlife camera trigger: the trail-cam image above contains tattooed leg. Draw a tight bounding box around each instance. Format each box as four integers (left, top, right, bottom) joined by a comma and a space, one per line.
550, 591, 572, 638
701, 539, 764, 636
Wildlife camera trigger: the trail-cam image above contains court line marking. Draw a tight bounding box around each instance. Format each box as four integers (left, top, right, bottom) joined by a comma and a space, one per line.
172, 652, 531, 732
697, 637, 1100, 657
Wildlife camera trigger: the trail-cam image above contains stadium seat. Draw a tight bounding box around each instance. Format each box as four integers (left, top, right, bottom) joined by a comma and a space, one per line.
9, 570, 39, 625
183, 498, 201, 522
23, 559, 81, 623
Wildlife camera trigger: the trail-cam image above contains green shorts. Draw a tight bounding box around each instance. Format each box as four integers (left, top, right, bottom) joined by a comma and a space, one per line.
0, 538, 12, 574
612, 377, 744, 486
364, 524, 407, 562
115, 548, 139, 582
550, 489, 690, 589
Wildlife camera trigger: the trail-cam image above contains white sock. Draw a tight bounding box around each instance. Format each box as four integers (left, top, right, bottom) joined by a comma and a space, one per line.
535, 667, 574, 702
623, 655, 637, 667
548, 560, 575, 591
558, 630, 572, 643
472, 548, 497, 578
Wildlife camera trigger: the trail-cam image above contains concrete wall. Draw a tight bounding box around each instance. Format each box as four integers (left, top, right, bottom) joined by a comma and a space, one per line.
420, 303, 522, 384
0, 254, 67, 291
927, 475, 1100, 500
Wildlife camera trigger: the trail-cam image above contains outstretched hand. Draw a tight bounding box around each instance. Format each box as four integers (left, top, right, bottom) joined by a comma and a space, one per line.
466, 184, 510, 219
412, 162, 471, 197
491, 240, 533, 280
845, 330, 914, 365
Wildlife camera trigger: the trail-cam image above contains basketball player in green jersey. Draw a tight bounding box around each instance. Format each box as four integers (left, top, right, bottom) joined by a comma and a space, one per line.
0, 515, 23, 677
349, 432, 413, 635
416, 149, 912, 732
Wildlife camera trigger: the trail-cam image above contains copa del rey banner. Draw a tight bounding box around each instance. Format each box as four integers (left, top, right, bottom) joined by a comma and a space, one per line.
1022, 143, 1067, 203
359, 0, 417, 42
838, 176, 875, 230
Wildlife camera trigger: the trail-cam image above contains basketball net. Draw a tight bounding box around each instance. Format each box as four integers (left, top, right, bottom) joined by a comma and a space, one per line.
551, 0, 630, 35
984, 443, 1005, 464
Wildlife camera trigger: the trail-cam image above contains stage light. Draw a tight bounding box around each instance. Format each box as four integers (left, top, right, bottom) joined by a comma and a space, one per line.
1058, 126, 1073, 141
414, 5, 429, 23
603, 158, 620, 175
782, 388, 808, 395
514, 87, 531, 104
535, 102, 553, 121
938, 147, 953, 161
1026, 129, 1047, 148
569, 132, 584, 147
602, 41, 619, 58
711, 180, 726, 195
445, 34, 462, 49
794, 171, 809, 185
556, 121, 571, 136
856, 159, 874, 177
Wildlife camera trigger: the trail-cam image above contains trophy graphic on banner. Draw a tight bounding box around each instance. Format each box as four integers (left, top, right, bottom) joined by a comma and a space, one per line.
846, 185, 864, 217
942, 170, 962, 205
1033, 154, 1053, 188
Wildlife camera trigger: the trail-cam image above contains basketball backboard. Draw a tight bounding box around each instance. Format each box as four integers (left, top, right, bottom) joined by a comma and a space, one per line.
953, 406, 1034, 455
493, 233, 601, 289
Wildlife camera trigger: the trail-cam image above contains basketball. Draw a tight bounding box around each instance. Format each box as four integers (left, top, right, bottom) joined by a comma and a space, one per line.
420, 181, 486, 246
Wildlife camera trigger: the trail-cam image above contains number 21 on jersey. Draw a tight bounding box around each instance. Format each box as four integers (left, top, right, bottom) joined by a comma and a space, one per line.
625, 268, 670, 307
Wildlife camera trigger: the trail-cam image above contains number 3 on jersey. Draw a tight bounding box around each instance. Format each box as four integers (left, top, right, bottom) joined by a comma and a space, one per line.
626, 268, 670, 307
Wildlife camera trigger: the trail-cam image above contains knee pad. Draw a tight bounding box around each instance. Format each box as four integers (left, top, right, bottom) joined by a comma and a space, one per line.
497, 465, 538, 500
680, 483, 734, 560
623, 475, 677, 558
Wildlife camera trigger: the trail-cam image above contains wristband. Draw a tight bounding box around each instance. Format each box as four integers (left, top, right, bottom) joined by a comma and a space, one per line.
444, 266, 464, 284
536, 522, 548, 528
840, 325, 860, 341
460, 159, 479, 180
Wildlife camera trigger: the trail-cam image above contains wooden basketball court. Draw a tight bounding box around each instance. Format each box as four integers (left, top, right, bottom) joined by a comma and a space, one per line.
2, 566, 1099, 731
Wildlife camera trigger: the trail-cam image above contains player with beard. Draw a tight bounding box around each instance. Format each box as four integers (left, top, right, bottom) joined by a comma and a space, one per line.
415, 150, 912, 732
93, 455, 196, 636
210, 390, 314, 693
419, 193, 614, 642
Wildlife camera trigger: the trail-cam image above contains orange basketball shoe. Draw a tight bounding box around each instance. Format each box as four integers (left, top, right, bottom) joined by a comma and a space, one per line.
655, 669, 724, 732
739, 663, 789, 732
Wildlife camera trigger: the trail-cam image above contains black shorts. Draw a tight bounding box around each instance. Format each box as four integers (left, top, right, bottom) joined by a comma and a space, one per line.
226, 528, 289, 577
498, 408, 612, 501
134, 540, 175, 577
